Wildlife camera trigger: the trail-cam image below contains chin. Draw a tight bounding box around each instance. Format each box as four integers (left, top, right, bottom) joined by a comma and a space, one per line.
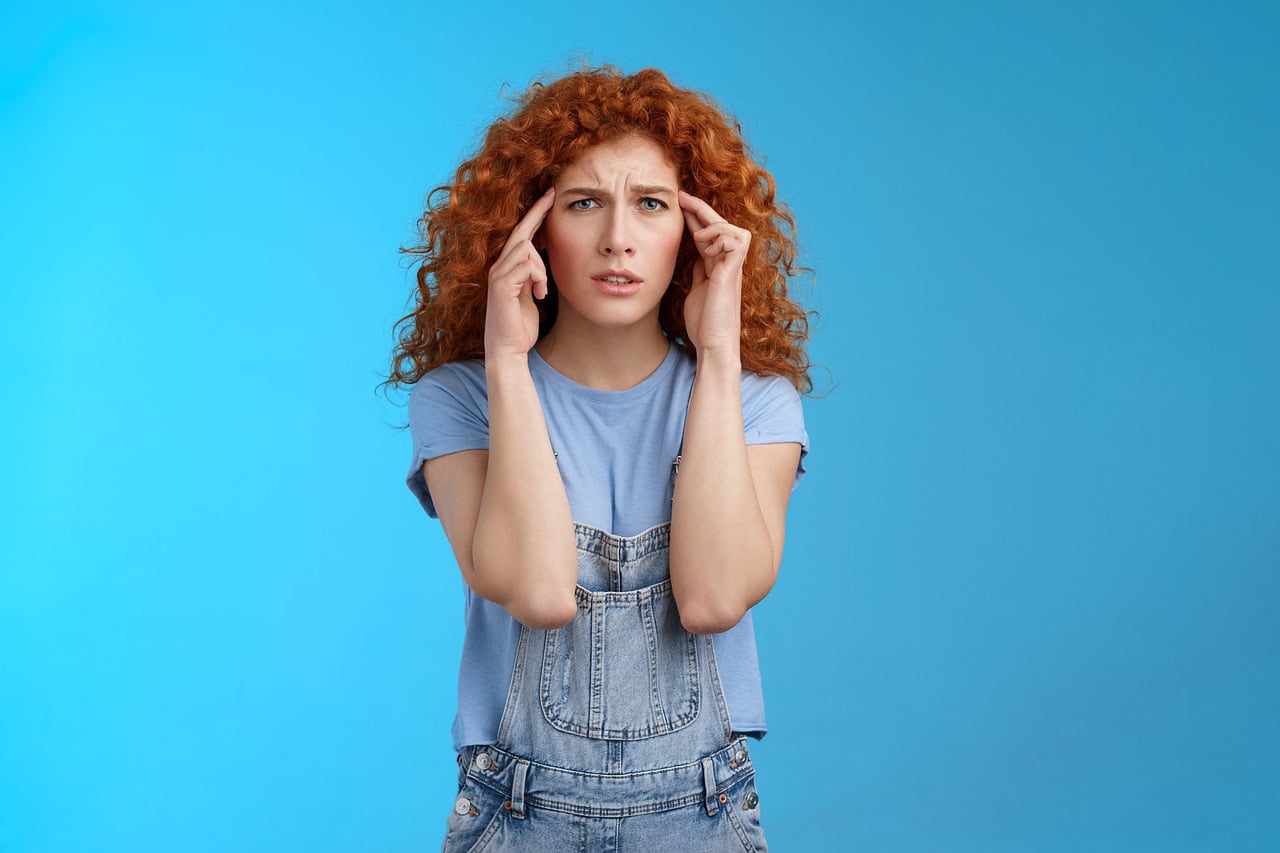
582, 307, 662, 329
557, 290, 667, 331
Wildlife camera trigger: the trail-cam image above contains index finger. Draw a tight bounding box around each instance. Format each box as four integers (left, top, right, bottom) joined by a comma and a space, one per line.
507, 186, 556, 246
677, 190, 725, 229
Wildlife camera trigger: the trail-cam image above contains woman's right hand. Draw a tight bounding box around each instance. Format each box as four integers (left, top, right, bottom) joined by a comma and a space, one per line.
484, 186, 555, 360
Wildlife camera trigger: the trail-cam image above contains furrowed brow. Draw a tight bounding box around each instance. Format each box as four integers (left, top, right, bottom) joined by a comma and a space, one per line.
561, 185, 676, 198
632, 185, 676, 196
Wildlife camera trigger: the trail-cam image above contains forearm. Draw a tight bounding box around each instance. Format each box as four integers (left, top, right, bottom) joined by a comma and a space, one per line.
471, 355, 578, 629
669, 353, 775, 634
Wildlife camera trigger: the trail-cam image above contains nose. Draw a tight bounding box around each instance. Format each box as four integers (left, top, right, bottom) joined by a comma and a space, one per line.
599, 208, 635, 256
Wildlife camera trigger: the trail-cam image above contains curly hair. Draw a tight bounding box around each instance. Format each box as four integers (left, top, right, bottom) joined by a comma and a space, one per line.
383, 64, 814, 396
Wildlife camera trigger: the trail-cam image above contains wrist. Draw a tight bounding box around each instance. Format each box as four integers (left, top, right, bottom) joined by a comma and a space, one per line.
695, 347, 742, 377
696, 348, 747, 384
485, 352, 531, 381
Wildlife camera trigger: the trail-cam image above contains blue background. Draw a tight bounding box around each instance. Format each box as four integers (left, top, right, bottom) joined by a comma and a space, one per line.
3, 2, 1277, 850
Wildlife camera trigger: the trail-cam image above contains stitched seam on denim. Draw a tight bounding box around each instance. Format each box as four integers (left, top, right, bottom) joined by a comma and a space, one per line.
725, 803, 758, 853
546, 580, 699, 739
472, 744, 750, 783
701, 631, 736, 742
572, 579, 672, 604
518, 791, 705, 818
494, 626, 530, 749
462, 763, 756, 810
573, 521, 671, 560
640, 592, 670, 731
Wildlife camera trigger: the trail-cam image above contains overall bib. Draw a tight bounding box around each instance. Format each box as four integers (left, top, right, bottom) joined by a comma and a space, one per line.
442, 419, 769, 851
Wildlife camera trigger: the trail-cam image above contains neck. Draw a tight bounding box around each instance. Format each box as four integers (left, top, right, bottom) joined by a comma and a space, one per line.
533, 315, 670, 391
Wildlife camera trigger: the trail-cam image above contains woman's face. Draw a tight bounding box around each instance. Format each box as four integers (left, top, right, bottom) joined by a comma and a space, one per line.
541, 134, 684, 334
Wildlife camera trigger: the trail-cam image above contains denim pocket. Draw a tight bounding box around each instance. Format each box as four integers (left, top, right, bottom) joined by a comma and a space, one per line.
539, 579, 700, 739
724, 773, 768, 853
441, 776, 506, 853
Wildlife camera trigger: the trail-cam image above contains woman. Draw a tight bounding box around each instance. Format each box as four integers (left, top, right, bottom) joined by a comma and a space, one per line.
387, 65, 813, 851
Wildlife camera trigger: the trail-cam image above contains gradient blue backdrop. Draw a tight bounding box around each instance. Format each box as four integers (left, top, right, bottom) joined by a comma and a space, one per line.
3, 2, 1277, 850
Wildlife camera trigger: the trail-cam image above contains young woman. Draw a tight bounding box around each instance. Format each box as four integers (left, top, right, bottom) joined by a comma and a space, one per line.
387, 65, 813, 852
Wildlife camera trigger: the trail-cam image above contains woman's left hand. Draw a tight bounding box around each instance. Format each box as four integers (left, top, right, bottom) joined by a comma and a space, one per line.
679, 190, 751, 361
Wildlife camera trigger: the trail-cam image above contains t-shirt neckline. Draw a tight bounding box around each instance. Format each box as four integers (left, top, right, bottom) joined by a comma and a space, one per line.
527, 339, 680, 404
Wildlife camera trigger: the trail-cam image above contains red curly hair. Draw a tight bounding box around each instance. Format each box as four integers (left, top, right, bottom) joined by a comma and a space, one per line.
384, 65, 814, 394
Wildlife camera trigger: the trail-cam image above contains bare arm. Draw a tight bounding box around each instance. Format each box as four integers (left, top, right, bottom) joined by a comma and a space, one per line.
670, 190, 802, 635
669, 353, 802, 635
422, 357, 578, 630
422, 186, 578, 630
474, 356, 577, 627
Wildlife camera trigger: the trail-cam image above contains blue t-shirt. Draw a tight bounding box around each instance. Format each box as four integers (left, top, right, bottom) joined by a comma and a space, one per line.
405, 339, 809, 750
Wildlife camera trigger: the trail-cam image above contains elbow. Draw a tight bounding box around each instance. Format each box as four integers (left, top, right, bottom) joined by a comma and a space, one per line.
511, 593, 579, 631
678, 597, 748, 636
672, 553, 775, 635
469, 543, 579, 630
474, 569, 578, 630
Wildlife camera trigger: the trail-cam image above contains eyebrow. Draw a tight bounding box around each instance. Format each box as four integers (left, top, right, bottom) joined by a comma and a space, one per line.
560, 185, 676, 198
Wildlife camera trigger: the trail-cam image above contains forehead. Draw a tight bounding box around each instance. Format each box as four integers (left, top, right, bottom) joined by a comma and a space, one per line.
558, 134, 678, 183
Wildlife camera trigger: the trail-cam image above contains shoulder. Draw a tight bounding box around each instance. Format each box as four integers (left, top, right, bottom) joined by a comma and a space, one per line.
408, 359, 490, 433
410, 359, 487, 401
740, 371, 804, 422
740, 370, 800, 402
739, 370, 809, 465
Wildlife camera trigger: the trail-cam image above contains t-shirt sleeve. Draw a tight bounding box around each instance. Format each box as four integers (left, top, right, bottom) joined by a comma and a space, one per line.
404, 362, 490, 519
741, 373, 810, 492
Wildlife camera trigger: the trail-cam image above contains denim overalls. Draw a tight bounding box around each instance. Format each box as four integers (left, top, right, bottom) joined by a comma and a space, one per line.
441, 403, 769, 851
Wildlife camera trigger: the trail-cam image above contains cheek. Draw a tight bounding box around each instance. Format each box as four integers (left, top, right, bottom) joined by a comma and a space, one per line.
656, 220, 685, 261
546, 215, 595, 250
543, 223, 583, 274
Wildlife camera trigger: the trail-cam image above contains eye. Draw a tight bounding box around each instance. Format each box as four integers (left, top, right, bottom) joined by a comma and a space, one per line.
639, 197, 667, 211
567, 198, 597, 210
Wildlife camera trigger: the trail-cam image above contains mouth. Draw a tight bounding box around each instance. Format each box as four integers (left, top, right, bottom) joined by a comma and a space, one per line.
591, 271, 643, 296
592, 269, 643, 284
